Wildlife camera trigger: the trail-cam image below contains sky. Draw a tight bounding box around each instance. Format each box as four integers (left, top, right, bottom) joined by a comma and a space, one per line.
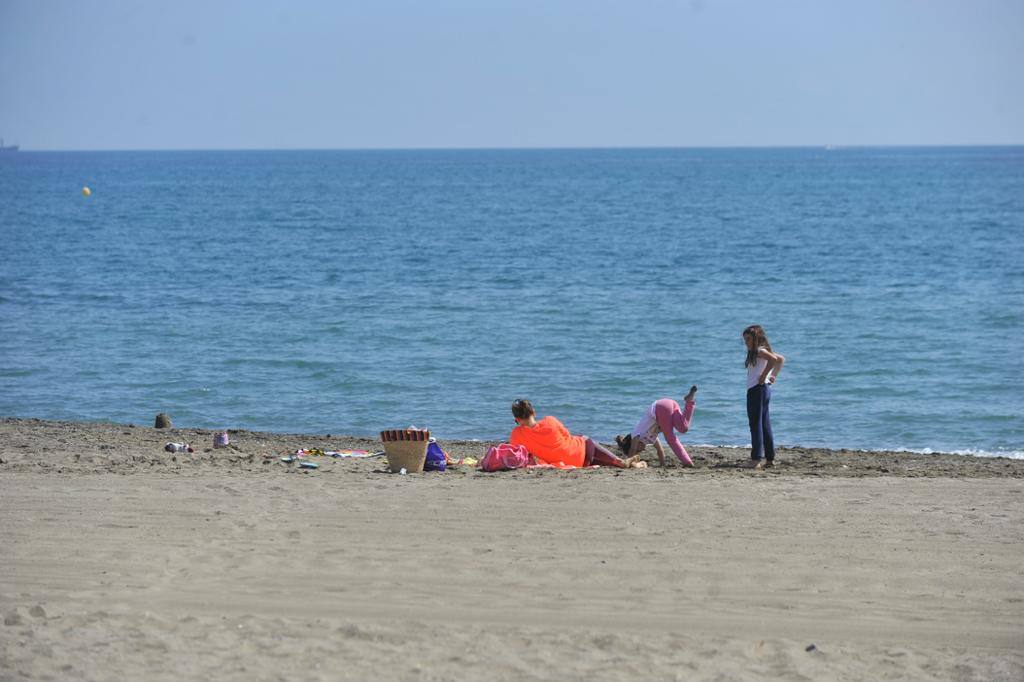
1, 0, 1022, 150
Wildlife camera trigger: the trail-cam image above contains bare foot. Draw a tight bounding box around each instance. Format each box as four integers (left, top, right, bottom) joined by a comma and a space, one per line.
739, 459, 764, 470
684, 385, 698, 402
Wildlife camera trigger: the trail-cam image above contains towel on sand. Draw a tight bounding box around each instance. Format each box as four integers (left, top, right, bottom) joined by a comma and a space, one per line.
294, 448, 384, 458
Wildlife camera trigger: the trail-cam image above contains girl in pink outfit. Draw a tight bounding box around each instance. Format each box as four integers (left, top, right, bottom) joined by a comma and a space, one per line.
616, 386, 698, 467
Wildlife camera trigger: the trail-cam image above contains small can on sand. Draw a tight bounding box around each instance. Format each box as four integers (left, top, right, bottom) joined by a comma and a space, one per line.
213, 431, 230, 448
164, 442, 194, 454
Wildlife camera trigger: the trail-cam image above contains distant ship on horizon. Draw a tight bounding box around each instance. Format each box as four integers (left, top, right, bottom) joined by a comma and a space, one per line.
0, 138, 20, 152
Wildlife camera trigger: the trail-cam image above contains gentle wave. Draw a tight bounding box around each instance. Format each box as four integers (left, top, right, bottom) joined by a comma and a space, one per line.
877, 447, 1024, 461
690, 443, 1024, 460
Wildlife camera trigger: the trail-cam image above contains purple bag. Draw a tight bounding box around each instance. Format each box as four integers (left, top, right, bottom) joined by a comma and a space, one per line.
423, 441, 447, 472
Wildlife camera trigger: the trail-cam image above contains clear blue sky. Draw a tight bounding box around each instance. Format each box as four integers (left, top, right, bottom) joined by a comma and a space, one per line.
1, 0, 1022, 150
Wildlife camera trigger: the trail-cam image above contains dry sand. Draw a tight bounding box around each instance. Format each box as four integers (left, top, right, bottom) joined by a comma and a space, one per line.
2, 417, 1022, 681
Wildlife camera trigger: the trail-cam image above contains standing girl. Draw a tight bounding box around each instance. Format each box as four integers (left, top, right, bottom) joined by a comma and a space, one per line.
742, 325, 785, 469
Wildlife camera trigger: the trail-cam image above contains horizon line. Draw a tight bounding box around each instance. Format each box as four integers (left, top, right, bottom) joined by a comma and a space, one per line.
6, 143, 1024, 153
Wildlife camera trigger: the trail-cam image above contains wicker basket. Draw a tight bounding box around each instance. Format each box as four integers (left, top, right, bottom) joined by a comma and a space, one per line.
380, 428, 430, 473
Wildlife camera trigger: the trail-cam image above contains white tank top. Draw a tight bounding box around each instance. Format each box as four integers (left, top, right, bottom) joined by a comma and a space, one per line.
747, 347, 773, 389
631, 402, 661, 444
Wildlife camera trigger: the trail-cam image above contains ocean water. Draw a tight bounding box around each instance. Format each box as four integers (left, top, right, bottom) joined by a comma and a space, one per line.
1, 147, 1022, 458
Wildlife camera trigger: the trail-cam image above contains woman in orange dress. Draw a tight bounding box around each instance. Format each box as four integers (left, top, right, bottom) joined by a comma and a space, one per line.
509, 399, 643, 468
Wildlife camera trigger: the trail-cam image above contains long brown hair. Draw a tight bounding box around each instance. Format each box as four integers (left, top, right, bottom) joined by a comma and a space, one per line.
743, 325, 772, 367
615, 434, 633, 456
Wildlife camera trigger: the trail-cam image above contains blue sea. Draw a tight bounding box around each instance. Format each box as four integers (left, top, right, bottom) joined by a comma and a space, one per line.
1, 147, 1021, 458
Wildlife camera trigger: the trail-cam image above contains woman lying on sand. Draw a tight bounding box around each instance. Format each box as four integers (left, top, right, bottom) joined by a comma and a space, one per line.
616, 386, 698, 468
510, 399, 646, 469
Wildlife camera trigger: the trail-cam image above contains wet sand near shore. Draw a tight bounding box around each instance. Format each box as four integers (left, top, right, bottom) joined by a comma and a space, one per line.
2, 417, 1022, 681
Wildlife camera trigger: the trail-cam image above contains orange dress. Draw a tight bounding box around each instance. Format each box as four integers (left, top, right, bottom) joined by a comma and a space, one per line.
510, 416, 586, 468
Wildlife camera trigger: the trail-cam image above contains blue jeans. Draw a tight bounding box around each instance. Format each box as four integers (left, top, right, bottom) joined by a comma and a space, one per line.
746, 384, 774, 462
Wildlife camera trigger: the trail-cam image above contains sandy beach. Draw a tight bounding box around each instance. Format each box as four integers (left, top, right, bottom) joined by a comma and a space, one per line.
2, 417, 1022, 681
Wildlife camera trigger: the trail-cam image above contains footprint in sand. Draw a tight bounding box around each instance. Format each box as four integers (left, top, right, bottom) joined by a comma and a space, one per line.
3, 608, 26, 626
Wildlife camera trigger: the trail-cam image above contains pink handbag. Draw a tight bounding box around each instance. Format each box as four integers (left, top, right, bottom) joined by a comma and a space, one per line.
480, 443, 531, 472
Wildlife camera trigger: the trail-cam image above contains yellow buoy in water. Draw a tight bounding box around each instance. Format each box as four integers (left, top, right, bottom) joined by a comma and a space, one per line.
81, 187, 91, 197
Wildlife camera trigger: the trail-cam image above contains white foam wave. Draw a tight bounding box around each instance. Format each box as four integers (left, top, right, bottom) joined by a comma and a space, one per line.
872, 446, 1024, 460
689, 443, 1024, 460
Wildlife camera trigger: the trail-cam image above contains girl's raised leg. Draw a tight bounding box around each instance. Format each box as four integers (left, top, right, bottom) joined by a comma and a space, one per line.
671, 399, 696, 434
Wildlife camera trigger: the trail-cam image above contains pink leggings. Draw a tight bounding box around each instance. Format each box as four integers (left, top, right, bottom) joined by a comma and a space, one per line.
654, 398, 695, 465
